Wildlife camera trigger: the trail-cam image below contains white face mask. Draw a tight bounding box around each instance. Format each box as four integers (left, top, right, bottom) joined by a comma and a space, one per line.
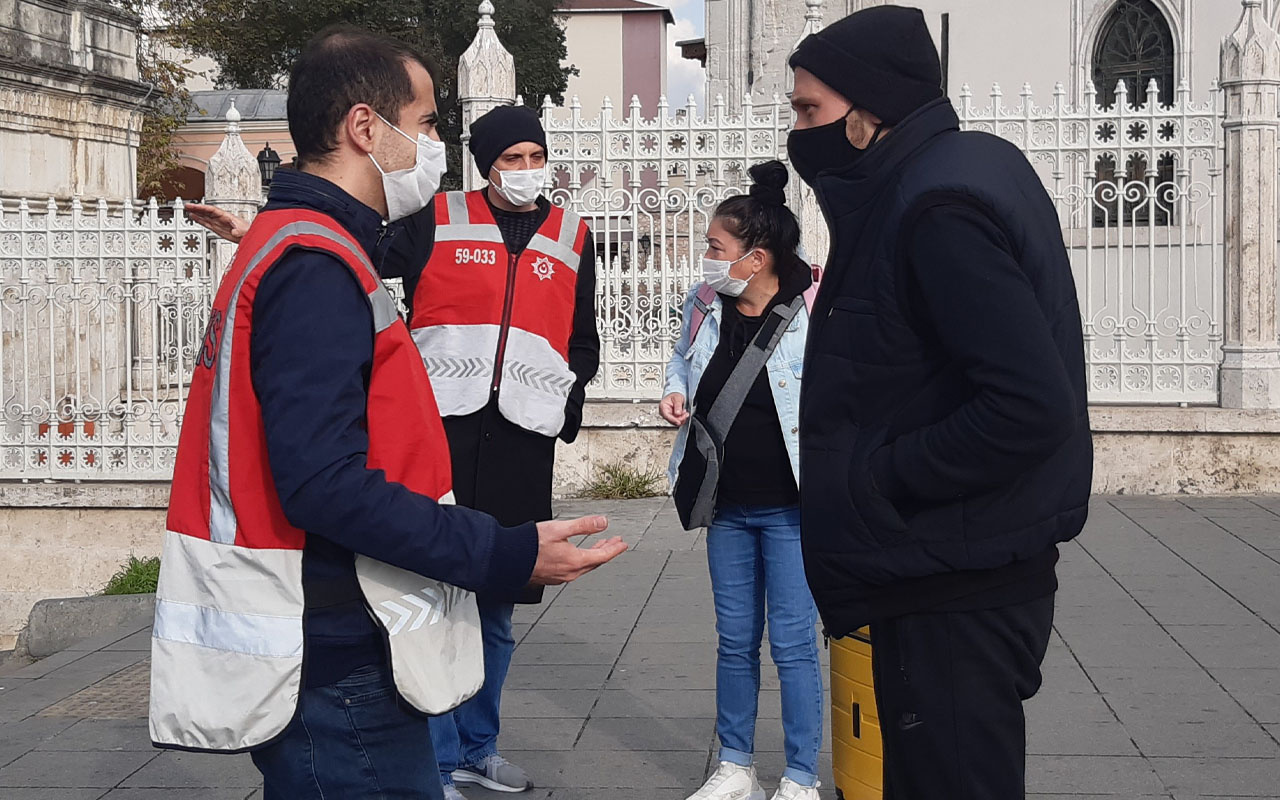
702, 249, 758, 297
369, 114, 448, 222
491, 166, 545, 207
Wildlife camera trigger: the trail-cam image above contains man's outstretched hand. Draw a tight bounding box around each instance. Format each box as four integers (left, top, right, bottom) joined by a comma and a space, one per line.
186, 203, 251, 244
530, 515, 626, 585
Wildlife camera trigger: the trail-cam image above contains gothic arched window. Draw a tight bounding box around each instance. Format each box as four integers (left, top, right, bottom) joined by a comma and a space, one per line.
1092, 0, 1175, 109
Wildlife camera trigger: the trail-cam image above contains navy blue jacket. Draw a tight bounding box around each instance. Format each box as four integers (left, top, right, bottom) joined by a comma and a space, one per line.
801, 99, 1093, 636
250, 170, 539, 686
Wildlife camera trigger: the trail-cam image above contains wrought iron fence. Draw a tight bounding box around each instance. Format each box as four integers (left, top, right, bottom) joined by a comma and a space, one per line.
548, 80, 1224, 404
0, 80, 1229, 480
540, 93, 792, 397
0, 198, 214, 480
955, 79, 1224, 404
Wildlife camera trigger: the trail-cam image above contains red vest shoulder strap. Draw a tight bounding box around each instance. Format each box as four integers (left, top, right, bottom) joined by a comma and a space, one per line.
242, 209, 379, 288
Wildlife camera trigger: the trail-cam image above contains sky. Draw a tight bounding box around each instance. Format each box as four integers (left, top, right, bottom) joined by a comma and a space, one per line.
664, 0, 707, 109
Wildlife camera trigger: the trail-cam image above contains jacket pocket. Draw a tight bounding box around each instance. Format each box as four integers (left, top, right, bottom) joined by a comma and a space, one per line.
832, 297, 877, 315
846, 425, 908, 539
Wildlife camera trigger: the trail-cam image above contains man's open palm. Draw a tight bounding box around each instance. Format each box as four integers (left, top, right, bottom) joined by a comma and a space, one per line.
530, 515, 626, 585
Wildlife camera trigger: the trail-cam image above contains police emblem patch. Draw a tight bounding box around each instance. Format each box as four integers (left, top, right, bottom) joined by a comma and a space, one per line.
532, 256, 555, 281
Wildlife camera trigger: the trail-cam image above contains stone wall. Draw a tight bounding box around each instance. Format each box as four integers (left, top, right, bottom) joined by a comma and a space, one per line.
0, 482, 166, 649
0, 0, 150, 201
2, 403, 1279, 647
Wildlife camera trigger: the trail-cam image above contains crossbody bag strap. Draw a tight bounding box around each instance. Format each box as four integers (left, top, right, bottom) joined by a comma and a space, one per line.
703, 293, 805, 438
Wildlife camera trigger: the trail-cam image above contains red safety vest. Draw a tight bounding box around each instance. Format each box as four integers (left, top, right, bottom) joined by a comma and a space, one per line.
409, 190, 589, 437
151, 209, 462, 752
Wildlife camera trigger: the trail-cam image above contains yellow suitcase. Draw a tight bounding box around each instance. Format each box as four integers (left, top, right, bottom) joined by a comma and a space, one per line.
830, 628, 883, 800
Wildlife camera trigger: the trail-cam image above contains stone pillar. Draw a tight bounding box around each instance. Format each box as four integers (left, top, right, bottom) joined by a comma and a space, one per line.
1220, 0, 1280, 408
458, 0, 516, 191
789, 0, 830, 268
204, 100, 262, 279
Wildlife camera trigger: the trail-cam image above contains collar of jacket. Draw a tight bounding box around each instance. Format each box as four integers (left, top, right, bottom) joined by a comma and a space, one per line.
262, 169, 387, 259
813, 98, 960, 220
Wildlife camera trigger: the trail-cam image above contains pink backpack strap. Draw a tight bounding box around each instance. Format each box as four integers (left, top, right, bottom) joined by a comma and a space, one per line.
688, 282, 719, 345
802, 264, 823, 313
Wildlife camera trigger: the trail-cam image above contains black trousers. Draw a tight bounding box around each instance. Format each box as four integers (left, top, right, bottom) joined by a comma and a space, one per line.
869, 593, 1055, 800
444, 398, 557, 604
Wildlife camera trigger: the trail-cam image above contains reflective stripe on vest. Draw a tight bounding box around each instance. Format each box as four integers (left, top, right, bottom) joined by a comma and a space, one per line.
154, 209, 458, 752
207, 221, 392, 546
411, 190, 587, 437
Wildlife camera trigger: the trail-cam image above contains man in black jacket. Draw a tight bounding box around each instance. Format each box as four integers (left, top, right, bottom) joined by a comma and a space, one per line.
787, 6, 1093, 798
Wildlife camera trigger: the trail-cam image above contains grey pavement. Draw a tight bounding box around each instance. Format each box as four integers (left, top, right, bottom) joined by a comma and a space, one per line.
0, 495, 1278, 799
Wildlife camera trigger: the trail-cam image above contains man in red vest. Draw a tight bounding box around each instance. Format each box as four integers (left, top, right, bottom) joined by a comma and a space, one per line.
153, 27, 624, 800
184, 105, 602, 798
405, 105, 599, 797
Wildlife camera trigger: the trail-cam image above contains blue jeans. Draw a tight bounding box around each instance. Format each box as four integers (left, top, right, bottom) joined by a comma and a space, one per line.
707, 503, 824, 787
428, 599, 516, 783
251, 663, 443, 800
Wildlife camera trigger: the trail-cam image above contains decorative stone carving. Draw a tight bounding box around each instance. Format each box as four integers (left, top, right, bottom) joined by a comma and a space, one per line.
1220, 0, 1280, 408
458, 1, 517, 190
706, 0, 851, 112
0, 0, 151, 201
788, 0, 830, 267
204, 100, 262, 277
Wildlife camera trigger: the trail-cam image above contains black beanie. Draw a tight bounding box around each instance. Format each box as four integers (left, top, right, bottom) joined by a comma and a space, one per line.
468, 105, 548, 177
789, 5, 943, 125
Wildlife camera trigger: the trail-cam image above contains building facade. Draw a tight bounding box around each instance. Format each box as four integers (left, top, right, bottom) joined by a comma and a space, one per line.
558, 0, 672, 116
0, 0, 151, 201
167, 89, 290, 202
704, 0, 1246, 109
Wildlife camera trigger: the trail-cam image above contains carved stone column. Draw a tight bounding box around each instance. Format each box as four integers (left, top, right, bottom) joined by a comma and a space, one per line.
788, 0, 830, 268
1220, 0, 1280, 408
458, 1, 516, 191
204, 99, 262, 279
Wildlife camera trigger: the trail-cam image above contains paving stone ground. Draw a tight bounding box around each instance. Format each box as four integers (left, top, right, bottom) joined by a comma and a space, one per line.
1, 495, 1278, 799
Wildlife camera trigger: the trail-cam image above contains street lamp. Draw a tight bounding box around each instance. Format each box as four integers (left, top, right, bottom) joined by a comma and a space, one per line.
256, 143, 281, 188
638, 233, 652, 263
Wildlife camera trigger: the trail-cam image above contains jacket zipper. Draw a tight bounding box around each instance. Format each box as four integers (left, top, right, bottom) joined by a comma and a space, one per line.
490, 251, 520, 393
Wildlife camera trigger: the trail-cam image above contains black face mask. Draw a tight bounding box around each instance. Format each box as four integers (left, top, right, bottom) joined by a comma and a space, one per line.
787, 112, 889, 187
788, 117, 857, 188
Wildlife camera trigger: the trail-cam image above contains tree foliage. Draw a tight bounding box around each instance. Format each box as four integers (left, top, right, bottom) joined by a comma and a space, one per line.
112, 1, 197, 198
159, 0, 575, 187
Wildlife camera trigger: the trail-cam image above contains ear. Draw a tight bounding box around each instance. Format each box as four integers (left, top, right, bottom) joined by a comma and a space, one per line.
347, 104, 379, 156
749, 248, 769, 275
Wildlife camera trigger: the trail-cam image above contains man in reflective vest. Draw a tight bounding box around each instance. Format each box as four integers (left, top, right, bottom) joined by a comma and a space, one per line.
153, 27, 624, 800
404, 105, 601, 797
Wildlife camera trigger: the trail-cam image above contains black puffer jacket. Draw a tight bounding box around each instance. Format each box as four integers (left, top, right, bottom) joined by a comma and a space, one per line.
799, 99, 1093, 636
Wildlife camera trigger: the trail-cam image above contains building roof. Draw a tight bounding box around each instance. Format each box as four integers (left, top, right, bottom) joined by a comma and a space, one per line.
188, 89, 288, 123
557, 0, 674, 24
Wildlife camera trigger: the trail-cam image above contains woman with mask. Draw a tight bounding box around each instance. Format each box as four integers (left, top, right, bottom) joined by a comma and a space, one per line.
660, 161, 823, 800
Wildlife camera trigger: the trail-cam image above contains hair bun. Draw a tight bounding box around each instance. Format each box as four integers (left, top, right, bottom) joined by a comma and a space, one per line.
748, 160, 789, 207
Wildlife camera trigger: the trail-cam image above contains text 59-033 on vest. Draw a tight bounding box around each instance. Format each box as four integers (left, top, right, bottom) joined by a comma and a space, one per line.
412, 190, 590, 437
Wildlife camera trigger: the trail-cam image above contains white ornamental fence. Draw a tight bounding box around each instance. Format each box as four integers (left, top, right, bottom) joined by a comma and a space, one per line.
956, 79, 1224, 404
539, 93, 792, 397
0, 88, 1234, 480
548, 79, 1224, 403
0, 198, 214, 480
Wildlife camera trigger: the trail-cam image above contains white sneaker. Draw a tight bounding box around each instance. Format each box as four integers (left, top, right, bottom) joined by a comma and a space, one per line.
686, 761, 766, 800
442, 784, 468, 800
770, 777, 822, 800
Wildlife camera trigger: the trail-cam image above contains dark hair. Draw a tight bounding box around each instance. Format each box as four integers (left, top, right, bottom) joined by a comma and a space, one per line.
287, 26, 435, 168
713, 161, 802, 274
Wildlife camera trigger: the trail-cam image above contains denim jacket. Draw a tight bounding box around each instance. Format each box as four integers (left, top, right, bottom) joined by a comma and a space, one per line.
663, 285, 809, 490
